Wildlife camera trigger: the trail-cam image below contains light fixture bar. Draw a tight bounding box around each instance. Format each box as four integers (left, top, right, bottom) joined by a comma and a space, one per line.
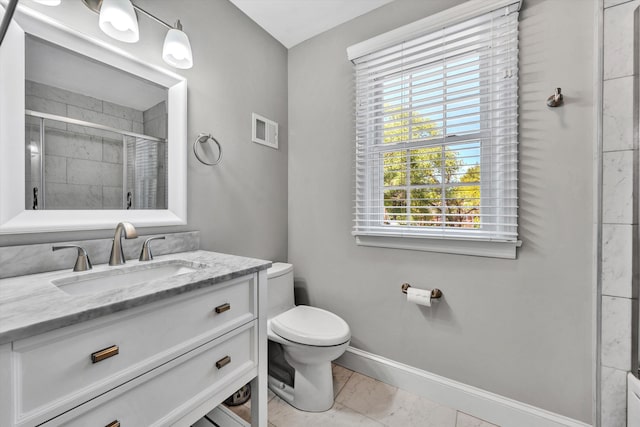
82, 0, 174, 29
81, 0, 193, 69
0, 0, 19, 46
131, 4, 172, 29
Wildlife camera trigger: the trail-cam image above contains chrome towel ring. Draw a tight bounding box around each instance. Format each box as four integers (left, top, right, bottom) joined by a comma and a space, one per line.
193, 133, 223, 166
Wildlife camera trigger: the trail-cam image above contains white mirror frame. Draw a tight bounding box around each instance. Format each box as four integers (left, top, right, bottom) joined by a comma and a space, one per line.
0, 5, 187, 234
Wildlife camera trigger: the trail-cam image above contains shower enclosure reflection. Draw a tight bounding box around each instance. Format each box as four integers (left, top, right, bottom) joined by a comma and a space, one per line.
24, 35, 168, 211
24, 107, 167, 210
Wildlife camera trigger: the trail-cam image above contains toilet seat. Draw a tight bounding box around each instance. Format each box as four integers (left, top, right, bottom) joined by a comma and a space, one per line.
270, 305, 350, 347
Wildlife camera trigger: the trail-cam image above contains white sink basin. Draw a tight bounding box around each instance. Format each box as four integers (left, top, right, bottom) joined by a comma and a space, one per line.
52, 260, 204, 295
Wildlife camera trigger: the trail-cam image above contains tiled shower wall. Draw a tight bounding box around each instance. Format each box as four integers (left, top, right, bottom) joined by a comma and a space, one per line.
600, 0, 639, 425
25, 80, 144, 209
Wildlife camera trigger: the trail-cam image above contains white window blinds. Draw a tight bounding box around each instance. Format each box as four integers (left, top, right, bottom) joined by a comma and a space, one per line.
351, 1, 520, 244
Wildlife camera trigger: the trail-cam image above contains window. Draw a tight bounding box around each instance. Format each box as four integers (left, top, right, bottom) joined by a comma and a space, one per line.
349, 0, 521, 258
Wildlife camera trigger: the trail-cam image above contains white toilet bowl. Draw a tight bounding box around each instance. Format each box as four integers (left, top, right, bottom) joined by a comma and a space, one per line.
267, 264, 351, 412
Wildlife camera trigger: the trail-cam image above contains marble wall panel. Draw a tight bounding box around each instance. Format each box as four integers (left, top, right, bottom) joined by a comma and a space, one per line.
604, 0, 639, 80
602, 150, 636, 224
102, 186, 123, 209
602, 367, 630, 427
66, 158, 106, 186
25, 95, 66, 117
66, 105, 133, 133
103, 100, 143, 123
143, 101, 167, 139
602, 296, 634, 370
44, 155, 66, 184
133, 121, 144, 134
45, 183, 102, 210
45, 130, 103, 162
603, 76, 636, 152
26, 80, 103, 113
602, 224, 636, 298
597, 0, 640, 427
102, 139, 124, 164
100, 162, 123, 187
0, 231, 200, 278
600, 1, 639, 425
143, 101, 166, 122
605, 0, 636, 8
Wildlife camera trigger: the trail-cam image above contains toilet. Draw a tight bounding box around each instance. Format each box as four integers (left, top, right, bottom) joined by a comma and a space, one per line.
266, 263, 351, 412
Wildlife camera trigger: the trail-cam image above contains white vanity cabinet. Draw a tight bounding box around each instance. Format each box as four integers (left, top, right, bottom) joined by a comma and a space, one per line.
0, 268, 268, 427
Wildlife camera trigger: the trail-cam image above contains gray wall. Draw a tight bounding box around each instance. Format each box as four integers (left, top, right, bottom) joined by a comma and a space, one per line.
288, 0, 594, 422
2, 0, 288, 263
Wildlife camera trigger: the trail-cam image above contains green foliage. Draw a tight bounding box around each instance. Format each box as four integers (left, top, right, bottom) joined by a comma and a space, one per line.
381, 109, 480, 228
382, 108, 439, 144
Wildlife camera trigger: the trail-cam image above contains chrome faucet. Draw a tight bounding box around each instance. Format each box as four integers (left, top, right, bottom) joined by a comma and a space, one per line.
139, 236, 165, 261
52, 245, 92, 272
109, 222, 138, 266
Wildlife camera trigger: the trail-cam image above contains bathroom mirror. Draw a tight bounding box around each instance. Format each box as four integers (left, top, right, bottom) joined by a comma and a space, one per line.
25, 35, 169, 211
0, 5, 187, 233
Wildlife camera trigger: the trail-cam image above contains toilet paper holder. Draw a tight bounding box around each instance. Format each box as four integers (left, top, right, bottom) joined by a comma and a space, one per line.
401, 283, 443, 299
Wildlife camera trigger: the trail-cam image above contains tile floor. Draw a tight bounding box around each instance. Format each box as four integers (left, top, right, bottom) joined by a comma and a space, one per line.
227, 364, 499, 427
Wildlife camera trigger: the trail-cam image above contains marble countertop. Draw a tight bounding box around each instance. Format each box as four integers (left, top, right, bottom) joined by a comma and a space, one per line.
0, 250, 271, 345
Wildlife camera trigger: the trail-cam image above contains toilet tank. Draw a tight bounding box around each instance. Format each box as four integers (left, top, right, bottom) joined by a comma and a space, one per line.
267, 263, 295, 318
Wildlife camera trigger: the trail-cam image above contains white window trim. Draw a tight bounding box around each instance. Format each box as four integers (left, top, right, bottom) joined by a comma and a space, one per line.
356, 235, 521, 259
348, 0, 522, 259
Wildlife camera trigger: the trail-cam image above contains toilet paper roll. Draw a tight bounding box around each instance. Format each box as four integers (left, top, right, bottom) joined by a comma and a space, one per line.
406, 287, 432, 307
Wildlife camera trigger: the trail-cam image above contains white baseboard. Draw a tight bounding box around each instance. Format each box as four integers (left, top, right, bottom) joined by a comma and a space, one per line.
336, 347, 591, 427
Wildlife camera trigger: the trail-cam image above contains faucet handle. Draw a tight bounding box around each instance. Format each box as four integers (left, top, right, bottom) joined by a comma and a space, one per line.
52, 245, 93, 272
139, 236, 166, 261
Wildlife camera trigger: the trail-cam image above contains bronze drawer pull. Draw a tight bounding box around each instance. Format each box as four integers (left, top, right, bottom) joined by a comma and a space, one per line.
216, 355, 231, 369
105, 420, 120, 427
91, 345, 119, 363
214, 303, 231, 314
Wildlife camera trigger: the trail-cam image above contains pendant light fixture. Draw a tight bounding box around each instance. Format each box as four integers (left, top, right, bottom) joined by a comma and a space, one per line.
162, 20, 193, 69
81, 0, 194, 69
98, 0, 139, 43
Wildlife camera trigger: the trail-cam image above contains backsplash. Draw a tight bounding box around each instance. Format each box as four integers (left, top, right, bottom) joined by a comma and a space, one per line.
0, 231, 199, 279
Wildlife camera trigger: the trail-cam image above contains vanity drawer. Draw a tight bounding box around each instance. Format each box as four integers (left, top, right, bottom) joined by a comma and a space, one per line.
13, 275, 256, 425
42, 322, 257, 427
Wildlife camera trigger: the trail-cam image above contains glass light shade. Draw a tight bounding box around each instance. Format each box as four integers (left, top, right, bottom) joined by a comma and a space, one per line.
162, 28, 193, 69
33, 0, 61, 5
99, 0, 139, 43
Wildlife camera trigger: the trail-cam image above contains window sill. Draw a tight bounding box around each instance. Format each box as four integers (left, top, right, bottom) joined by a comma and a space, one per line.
354, 234, 521, 259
